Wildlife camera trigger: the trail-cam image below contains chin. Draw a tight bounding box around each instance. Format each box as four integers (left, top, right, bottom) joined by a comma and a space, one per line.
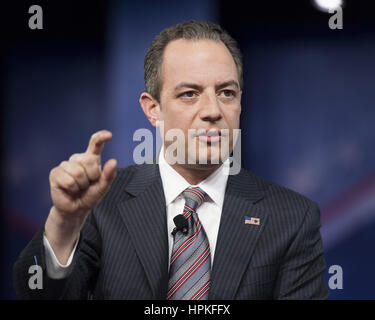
186, 151, 224, 167
196, 146, 231, 164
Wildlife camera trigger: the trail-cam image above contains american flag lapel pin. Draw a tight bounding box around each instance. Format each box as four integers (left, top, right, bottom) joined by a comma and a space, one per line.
244, 216, 260, 226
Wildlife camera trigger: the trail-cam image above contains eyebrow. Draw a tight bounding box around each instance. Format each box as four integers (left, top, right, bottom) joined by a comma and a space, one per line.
173, 80, 240, 92
215, 80, 240, 91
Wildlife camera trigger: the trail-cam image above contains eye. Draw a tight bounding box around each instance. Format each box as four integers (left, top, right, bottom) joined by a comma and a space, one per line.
178, 90, 198, 102
179, 91, 198, 99
219, 90, 236, 98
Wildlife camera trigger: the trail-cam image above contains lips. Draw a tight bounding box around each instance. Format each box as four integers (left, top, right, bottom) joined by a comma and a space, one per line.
194, 129, 224, 143
195, 128, 223, 136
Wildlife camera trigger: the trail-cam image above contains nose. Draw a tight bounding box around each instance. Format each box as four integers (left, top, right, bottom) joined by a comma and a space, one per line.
199, 91, 222, 123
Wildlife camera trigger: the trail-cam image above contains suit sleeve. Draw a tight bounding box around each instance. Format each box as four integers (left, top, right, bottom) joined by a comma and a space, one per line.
273, 201, 329, 299
13, 210, 102, 300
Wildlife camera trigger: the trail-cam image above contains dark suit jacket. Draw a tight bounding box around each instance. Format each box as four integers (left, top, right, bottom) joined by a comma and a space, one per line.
13, 163, 329, 299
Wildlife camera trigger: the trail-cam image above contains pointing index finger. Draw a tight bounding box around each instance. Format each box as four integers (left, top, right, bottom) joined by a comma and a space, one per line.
86, 130, 113, 156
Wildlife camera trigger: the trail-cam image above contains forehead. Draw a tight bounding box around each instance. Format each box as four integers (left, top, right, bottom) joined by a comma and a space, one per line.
160, 39, 239, 89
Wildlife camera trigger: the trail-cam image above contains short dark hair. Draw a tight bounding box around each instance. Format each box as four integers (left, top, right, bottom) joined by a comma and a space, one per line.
144, 20, 243, 102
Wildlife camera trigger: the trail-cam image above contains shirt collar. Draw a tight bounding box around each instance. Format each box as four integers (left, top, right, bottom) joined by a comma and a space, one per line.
158, 145, 229, 208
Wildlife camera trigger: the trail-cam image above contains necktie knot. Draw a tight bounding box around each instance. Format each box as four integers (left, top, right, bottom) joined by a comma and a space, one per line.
182, 187, 207, 211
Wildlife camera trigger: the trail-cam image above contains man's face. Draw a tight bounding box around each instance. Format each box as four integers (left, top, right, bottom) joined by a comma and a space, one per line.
158, 39, 241, 167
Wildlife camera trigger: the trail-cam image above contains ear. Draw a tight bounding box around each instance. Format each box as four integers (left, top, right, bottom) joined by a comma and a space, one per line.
139, 92, 161, 128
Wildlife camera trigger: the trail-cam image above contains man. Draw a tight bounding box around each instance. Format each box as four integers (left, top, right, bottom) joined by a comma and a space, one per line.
13, 20, 329, 299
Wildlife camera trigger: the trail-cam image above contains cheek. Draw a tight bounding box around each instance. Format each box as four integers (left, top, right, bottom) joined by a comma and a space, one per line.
162, 109, 195, 135
223, 108, 241, 128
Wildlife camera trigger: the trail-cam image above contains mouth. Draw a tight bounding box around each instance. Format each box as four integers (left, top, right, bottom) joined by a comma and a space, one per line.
194, 129, 225, 143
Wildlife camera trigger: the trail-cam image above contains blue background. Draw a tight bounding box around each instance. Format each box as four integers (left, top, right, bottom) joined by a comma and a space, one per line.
2, 0, 375, 299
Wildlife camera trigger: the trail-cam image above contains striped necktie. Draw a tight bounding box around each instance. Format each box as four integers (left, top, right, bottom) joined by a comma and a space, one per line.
167, 187, 211, 300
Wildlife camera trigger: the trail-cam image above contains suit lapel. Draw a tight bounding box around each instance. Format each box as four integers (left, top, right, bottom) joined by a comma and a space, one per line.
117, 163, 169, 299
209, 169, 267, 300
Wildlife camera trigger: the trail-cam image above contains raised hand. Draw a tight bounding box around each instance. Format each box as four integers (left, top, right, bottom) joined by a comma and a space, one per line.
45, 130, 117, 264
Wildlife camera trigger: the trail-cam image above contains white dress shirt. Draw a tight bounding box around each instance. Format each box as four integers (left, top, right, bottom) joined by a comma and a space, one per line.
43, 147, 229, 278
158, 147, 229, 266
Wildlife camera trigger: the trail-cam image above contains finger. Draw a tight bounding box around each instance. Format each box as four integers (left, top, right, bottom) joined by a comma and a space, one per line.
86, 130, 112, 156
102, 159, 117, 183
60, 161, 90, 191
69, 154, 101, 182
98, 159, 117, 192
51, 166, 80, 195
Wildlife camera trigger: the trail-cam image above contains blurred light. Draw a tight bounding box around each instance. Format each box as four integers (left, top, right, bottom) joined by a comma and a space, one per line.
314, 0, 343, 12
